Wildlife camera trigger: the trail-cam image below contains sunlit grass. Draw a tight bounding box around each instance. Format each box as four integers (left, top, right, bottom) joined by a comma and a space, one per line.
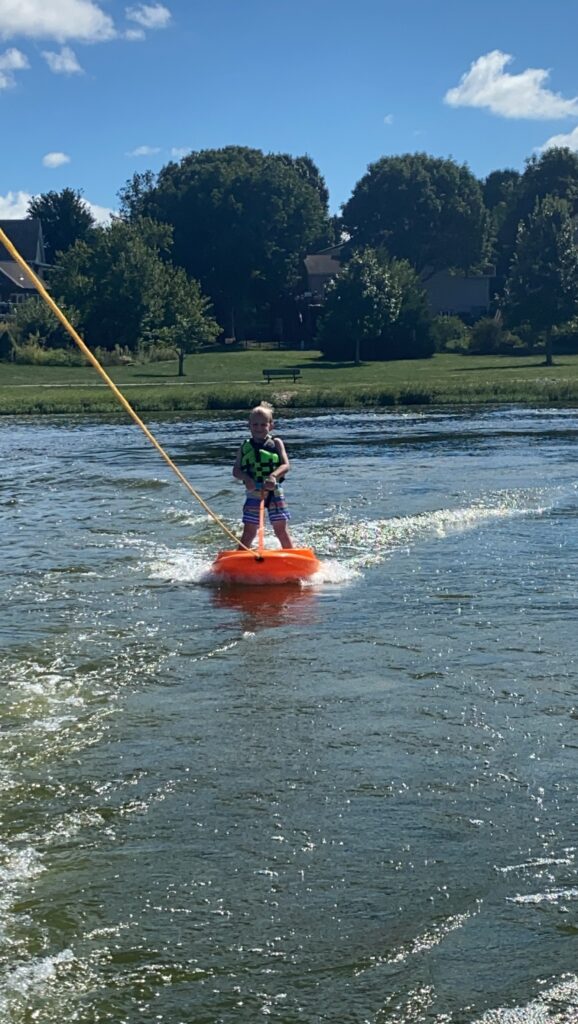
3, 350, 578, 413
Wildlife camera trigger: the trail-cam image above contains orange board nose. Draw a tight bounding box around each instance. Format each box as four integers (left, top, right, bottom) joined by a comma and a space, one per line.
211, 548, 321, 585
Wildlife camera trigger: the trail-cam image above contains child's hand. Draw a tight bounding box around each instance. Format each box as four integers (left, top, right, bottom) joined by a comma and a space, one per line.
264, 476, 277, 491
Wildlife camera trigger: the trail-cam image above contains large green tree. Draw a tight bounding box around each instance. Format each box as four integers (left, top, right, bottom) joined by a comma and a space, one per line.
503, 195, 578, 366
27, 188, 95, 261
483, 168, 521, 212
52, 218, 171, 351
119, 146, 332, 337
316, 248, 433, 364
52, 217, 218, 356
341, 153, 489, 276
118, 171, 157, 220
494, 148, 578, 291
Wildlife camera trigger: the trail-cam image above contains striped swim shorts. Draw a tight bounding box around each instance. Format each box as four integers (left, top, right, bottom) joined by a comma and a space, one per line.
242, 488, 291, 524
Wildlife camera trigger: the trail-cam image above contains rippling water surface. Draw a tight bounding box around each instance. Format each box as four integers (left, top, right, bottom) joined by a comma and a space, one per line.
1, 407, 577, 1023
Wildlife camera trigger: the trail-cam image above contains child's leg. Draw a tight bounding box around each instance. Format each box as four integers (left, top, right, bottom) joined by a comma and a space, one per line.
272, 520, 293, 549
238, 523, 258, 549
239, 492, 260, 548
268, 490, 293, 549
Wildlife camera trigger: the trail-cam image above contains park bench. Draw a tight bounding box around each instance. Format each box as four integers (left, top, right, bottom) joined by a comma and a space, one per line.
262, 367, 301, 383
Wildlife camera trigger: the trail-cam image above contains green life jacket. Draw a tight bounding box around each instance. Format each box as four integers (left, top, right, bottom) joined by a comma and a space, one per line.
240, 435, 283, 484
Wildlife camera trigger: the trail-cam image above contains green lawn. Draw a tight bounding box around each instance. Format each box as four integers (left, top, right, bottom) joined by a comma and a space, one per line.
2, 349, 578, 414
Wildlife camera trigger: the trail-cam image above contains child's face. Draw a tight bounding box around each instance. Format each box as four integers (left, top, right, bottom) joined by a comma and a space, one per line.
249, 413, 272, 441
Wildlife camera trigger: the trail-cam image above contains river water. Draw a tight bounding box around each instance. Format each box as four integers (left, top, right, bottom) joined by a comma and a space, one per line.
0, 407, 577, 1024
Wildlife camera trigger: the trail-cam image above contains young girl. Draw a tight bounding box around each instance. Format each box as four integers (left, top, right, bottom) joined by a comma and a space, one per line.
233, 402, 294, 549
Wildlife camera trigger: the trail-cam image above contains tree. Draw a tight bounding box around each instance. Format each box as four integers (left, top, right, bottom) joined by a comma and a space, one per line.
143, 265, 220, 375
119, 146, 332, 337
52, 218, 176, 352
52, 217, 220, 361
521, 148, 578, 211
341, 153, 489, 276
483, 168, 521, 212
483, 169, 522, 266
278, 153, 330, 213
27, 188, 95, 260
118, 171, 158, 220
494, 148, 578, 291
316, 248, 403, 364
503, 195, 578, 366
382, 258, 434, 360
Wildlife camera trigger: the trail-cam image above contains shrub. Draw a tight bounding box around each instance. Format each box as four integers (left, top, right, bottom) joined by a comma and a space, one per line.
0, 326, 13, 360
551, 318, 578, 353
431, 315, 470, 352
12, 341, 85, 365
93, 345, 134, 366
10, 296, 80, 350
469, 317, 525, 355
469, 317, 502, 354
137, 341, 178, 363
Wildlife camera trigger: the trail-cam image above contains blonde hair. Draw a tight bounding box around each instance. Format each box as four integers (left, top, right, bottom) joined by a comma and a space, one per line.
250, 401, 274, 421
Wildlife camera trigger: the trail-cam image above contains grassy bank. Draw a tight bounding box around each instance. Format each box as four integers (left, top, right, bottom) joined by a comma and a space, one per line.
3, 350, 578, 414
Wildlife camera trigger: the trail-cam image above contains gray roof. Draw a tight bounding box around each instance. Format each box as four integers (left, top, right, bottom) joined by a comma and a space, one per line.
0, 261, 35, 290
0, 219, 45, 263
304, 252, 342, 276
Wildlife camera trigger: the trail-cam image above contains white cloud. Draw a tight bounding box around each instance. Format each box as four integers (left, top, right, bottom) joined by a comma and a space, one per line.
85, 200, 114, 224
538, 126, 578, 153
383, 113, 394, 125
0, 0, 116, 43
0, 190, 31, 218
0, 189, 114, 224
125, 28, 145, 41
125, 4, 171, 30
127, 145, 161, 156
170, 146, 190, 158
42, 152, 71, 168
0, 47, 28, 88
42, 46, 83, 74
445, 50, 578, 120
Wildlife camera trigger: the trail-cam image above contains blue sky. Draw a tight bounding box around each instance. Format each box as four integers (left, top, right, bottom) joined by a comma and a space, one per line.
2, 0, 578, 224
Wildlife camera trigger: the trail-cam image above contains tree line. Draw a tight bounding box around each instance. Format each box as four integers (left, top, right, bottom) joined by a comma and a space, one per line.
6, 144, 578, 368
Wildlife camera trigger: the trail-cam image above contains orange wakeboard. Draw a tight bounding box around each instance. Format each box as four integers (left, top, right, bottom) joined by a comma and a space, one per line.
212, 546, 320, 585
212, 493, 319, 585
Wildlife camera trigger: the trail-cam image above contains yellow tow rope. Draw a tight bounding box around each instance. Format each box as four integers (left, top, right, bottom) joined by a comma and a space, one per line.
0, 225, 245, 549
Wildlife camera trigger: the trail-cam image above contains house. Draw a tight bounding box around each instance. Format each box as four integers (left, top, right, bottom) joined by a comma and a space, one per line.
301, 245, 494, 331
0, 219, 49, 314
421, 265, 495, 319
297, 244, 345, 340
303, 244, 344, 300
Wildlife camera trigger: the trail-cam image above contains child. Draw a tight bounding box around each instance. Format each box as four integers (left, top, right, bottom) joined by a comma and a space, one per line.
233, 401, 294, 549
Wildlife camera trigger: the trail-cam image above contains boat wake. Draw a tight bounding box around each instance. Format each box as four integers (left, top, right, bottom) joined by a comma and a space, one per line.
306, 491, 544, 571
142, 488, 547, 585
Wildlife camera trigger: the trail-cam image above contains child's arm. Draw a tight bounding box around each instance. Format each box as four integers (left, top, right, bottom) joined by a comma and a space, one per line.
265, 438, 290, 488
233, 447, 254, 489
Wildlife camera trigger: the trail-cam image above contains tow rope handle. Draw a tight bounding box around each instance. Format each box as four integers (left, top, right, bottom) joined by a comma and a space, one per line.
0, 225, 248, 550
257, 492, 266, 556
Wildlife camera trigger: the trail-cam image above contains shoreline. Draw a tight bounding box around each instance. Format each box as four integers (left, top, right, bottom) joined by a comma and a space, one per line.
2, 381, 578, 416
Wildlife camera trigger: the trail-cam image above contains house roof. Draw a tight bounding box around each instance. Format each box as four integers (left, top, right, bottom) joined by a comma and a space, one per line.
304, 252, 342, 276
0, 261, 35, 290
0, 219, 45, 263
